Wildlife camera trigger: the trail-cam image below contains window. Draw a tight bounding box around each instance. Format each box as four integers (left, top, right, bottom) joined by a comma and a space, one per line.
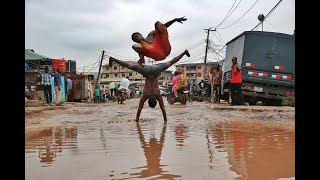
186, 66, 196, 71
197, 73, 202, 77
101, 75, 103, 78
197, 66, 201, 69
136, 72, 138, 75
129, 73, 132, 76
106, 74, 109, 78
122, 66, 125, 69
186, 73, 195, 78
106, 67, 109, 70
122, 73, 125, 77
114, 66, 117, 70
115, 73, 118, 77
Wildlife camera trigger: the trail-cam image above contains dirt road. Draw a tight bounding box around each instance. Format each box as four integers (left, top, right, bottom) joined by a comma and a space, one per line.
25, 99, 295, 180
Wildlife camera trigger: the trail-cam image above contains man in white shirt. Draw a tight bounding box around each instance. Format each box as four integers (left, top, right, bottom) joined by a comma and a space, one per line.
118, 76, 130, 98
87, 80, 93, 103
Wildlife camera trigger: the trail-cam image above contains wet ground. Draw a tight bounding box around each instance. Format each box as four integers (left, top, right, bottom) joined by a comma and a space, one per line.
25, 99, 295, 180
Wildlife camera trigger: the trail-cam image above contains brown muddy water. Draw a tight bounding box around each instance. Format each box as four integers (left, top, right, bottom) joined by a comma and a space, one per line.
26, 112, 294, 180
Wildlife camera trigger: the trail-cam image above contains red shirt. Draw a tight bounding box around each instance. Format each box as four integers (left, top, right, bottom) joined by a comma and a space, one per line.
139, 24, 171, 61
231, 64, 242, 83
172, 75, 180, 91
212, 69, 222, 84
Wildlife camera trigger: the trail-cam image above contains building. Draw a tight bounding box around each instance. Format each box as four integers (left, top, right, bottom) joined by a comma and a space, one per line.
175, 62, 218, 80
99, 62, 172, 85
158, 70, 173, 85
99, 61, 145, 84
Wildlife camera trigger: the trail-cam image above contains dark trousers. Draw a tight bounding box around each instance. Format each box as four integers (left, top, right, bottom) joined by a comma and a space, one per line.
213, 84, 221, 102
230, 83, 244, 105
44, 85, 52, 104
111, 89, 115, 96
206, 84, 212, 97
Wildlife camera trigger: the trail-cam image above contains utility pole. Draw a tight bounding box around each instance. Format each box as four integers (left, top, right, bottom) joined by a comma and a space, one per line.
95, 50, 105, 89
204, 28, 216, 79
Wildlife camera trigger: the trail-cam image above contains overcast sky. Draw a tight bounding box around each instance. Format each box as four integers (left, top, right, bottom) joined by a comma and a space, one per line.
25, 0, 295, 71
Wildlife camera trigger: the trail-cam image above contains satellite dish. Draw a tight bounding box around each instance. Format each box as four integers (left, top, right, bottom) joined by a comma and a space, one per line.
258, 14, 265, 22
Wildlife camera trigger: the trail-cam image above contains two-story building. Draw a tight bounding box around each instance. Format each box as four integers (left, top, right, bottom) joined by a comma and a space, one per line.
99, 61, 144, 84
175, 62, 218, 81
99, 62, 173, 85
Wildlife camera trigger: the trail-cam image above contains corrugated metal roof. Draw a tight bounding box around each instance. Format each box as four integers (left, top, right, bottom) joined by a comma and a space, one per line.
25, 49, 52, 60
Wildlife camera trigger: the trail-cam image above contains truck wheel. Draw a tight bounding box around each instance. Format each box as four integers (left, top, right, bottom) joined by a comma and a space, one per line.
263, 99, 282, 106
245, 96, 257, 105
266, 99, 282, 106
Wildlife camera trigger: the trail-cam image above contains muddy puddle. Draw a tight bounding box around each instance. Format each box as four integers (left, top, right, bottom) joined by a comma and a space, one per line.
26, 118, 294, 180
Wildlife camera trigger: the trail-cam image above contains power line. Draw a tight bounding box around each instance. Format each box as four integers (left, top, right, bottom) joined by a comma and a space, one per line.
251, 0, 283, 31
176, 50, 206, 64
215, 0, 238, 28
86, 53, 102, 73
216, 44, 227, 55
216, 31, 226, 44
265, 19, 278, 31
221, 0, 244, 25
166, 39, 206, 58
218, 0, 260, 29
212, 32, 224, 46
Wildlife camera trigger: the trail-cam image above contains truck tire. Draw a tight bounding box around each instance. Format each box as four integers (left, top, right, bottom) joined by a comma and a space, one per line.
244, 96, 257, 105
263, 99, 282, 106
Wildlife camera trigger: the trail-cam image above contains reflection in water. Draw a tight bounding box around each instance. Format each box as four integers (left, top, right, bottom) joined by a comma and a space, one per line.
128, 122, 181, 179
25, 127, 78, 166
174, 124, 188, 151
208, 122, 295, 180
25, 120, 294, 179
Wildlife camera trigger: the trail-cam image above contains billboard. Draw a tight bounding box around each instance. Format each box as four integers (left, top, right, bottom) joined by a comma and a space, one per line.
53, 59, 66, 72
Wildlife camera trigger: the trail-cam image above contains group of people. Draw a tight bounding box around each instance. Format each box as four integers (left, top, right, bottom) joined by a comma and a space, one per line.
39, 66, 65, 106
87, 76, 133, 104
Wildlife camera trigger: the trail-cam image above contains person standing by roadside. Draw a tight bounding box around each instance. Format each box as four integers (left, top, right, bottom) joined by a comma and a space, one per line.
54, 67, 62, 106
230, 57, 245, 106
101, 85, 106, 103
212, 64, 222, 103
67, 77, 72, 101
41, 66, 52, 106
95, 87, 100, 103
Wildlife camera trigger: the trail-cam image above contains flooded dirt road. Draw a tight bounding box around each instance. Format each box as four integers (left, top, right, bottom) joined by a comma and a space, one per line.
25, 99, 295, 180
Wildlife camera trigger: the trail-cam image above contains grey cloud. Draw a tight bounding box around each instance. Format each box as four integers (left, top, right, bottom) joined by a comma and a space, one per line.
26, 0, 294, 68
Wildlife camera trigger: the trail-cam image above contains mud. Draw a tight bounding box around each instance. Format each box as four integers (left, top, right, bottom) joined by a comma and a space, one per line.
25, 99, 295, 180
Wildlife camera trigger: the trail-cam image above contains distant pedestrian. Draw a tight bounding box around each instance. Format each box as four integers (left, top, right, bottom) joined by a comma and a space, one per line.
67, 77, 72, 101
212, 64, 222, 103
95, 87, 100, 103
54, 67, 62, 106
87, 80, 93, 103
41, 66, 52, 106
